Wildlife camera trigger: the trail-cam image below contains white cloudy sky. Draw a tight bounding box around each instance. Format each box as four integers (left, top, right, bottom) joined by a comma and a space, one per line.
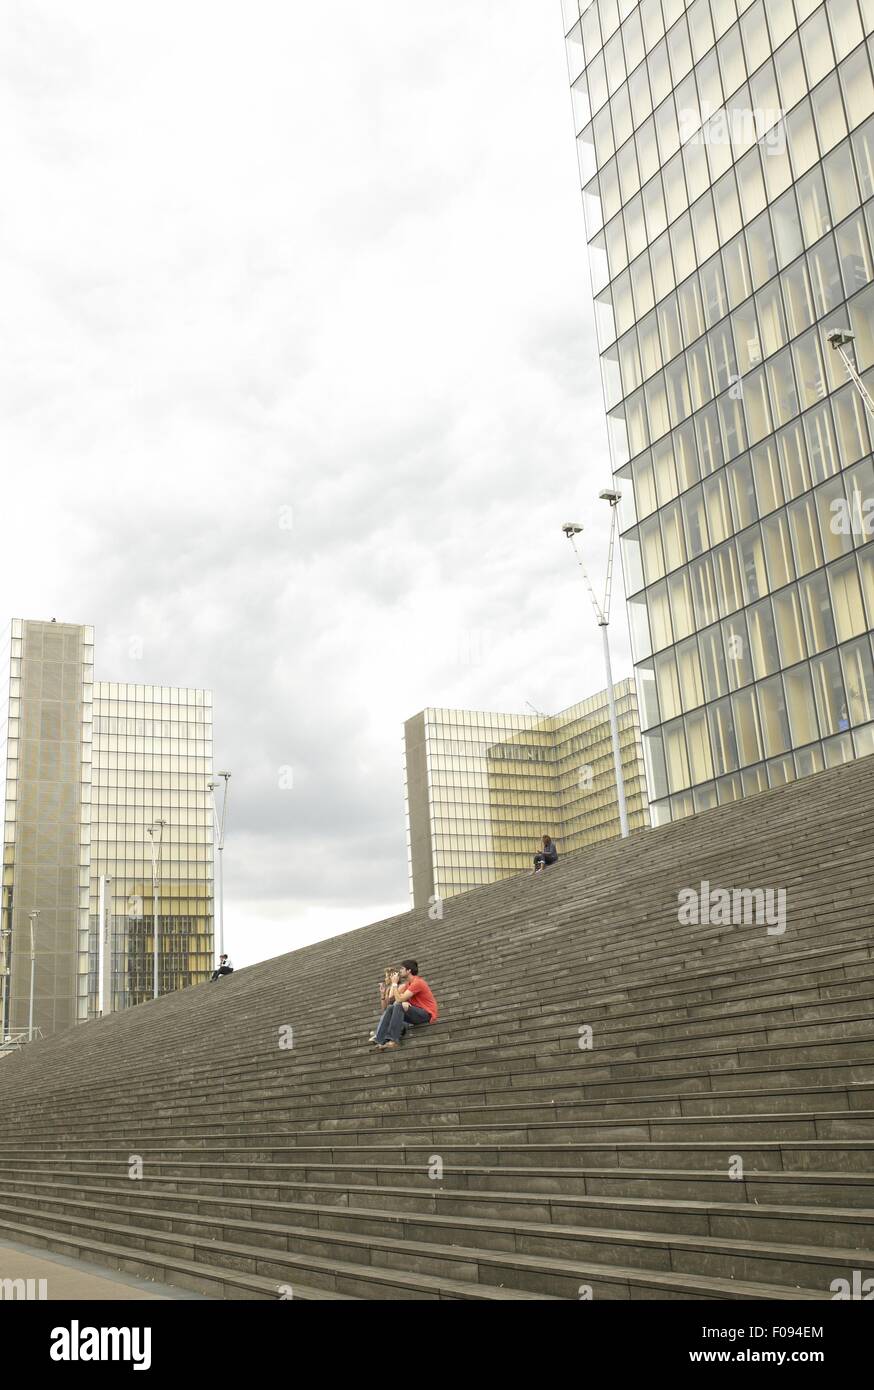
0, 0, 632, 964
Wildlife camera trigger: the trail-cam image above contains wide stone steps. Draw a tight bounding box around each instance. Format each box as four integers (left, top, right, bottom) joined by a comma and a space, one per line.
0, 1197, 833, 1300
2, 915, 868, 1109
5, 1166, 873, 1250
5, 961, 872, 1129
0, 754, 871, 1298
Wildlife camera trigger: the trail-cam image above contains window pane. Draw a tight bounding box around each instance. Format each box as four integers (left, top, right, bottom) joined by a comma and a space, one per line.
648, 579, 674, 650
782, 258, 815, 338
699, 623, 729, 699
748, 597, 781, 677
751, 438, 785, 514
777, 419, 810, 500
728, 455, 758, 530
714, 539, 744, 615
784, 663, 820, 744
654, 649, 682, 719
767, 348, 800, 427
737, 523, 769, 601
811, 649, 847, 736
690, 554, 720, 626
676, 636, 706, 710
682, 484, 710, 557
799, 570, 838, 654
643, 729, 669, 798
685, 708, 714, 782
804, 400, 840, 483
708, 697, 740, 774
828, 554, 867, 639
703, 471, 733, 545
773, 585, 808, 665
757, 674, 792, 756
660, 498, 687, 571
636, 661, 661, 730
762, 510, 796, 588
723, 610, 754, 688
640, 514, 667, 582
664, 717, 691, 792
841, 636, 874, 726
732, 687, 763, 765
787, 494, 824, 576
836, 209, 874, 298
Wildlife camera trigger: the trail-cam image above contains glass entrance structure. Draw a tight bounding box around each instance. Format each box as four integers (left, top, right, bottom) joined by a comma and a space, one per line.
564, 0, 874, 822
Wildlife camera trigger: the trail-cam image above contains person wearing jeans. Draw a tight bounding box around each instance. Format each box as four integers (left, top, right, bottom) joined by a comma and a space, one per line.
374, 959, 438, 1051
532, 835, 558, 874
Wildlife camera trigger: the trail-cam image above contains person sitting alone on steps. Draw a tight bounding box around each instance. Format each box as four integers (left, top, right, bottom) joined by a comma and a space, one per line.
211, 954, 234, 981
373, 959, 438, 1051
531, 835, 558, 875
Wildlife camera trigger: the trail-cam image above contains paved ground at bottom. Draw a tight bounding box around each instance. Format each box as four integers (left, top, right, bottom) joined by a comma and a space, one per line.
0, 1238, 213, 1300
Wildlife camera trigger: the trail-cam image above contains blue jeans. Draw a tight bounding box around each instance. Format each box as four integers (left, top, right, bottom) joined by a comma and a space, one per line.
375, 1002, 431, 1043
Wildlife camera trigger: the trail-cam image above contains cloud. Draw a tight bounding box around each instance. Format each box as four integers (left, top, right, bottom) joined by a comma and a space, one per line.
0, 0, 631, 964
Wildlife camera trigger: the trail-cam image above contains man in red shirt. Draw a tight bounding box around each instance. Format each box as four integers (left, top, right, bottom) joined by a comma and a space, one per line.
374, 959, 438, 1051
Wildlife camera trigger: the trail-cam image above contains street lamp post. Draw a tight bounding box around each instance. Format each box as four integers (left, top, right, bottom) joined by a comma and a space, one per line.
563, 490, 630, 840
97, 874, 112, 1016
826, 330, 874, 421
0, 926, 11, 1043
208, 772, 231, 962
27, 910, 40, 1042
146, 821, 166, 1001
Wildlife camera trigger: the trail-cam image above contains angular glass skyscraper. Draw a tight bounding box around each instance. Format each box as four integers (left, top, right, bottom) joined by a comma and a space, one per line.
565, 0, 874, 823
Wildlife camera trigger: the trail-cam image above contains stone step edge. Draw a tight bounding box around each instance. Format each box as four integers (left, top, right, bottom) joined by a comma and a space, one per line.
5, 1165, 874, 1228
0, 1205, 827, 1302
4, 1177, 874, 1270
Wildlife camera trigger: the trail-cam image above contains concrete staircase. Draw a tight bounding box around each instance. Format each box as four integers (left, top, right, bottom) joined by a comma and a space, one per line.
0, 755, 873, 1300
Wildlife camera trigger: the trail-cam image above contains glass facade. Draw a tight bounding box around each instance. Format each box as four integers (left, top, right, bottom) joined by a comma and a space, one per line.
565, 0, 874, 823
404, 682, 649, 906
0, 619, 214, 1038
0, 620, 93, 1038
91, 682, 214, 1013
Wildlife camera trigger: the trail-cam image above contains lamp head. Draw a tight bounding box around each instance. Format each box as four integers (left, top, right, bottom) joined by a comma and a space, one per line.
599, 487, 622, 504
562, 523, 583, 538
827, 329, 855, 349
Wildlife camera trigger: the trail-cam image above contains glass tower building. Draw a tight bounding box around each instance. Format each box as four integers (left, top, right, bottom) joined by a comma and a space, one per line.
0, 619, 214, 1039
564, 0, 874, 824
404, 681, 649, 907
0, 620, 94, 1038
91, 682, 214, 1013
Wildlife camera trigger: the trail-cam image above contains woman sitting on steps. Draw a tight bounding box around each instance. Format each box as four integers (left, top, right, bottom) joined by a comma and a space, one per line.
531, 835, 558, 875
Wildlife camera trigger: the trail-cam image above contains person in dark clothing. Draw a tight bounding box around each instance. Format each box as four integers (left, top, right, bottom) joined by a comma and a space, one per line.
531, 835, 558, 874
211, 954, 234, 981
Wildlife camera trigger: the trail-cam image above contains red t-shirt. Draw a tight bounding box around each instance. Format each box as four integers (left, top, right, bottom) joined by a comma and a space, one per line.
404, 975, 438, 1022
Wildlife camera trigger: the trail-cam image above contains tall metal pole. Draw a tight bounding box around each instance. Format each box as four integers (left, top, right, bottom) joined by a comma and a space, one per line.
98, 875, 105, 1016
563, 499, 630, 841
28, 910, 39, 1041
209, 773, 231, 963
217, 841, 225, 959
600, 620, 630, 839
0, 929, 8, 1042
147, 821, 166, 1001
97, 875, 112, 1016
